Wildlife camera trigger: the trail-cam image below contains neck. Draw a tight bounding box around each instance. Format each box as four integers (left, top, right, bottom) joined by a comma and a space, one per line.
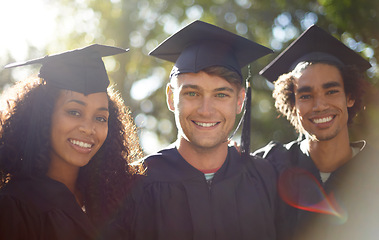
47, 162, 81, 205
176, 138, 228, 171
307, 130, 352, 172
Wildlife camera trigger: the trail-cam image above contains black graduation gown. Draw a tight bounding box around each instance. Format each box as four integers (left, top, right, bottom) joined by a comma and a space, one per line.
0, 176, 97, 240
130, 145, 278, 240
254, 139, 379, 240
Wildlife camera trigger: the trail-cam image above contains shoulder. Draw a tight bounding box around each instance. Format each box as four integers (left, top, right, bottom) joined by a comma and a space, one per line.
253, 140, 301, 167
141, 145, 182, 174
348, 140, 379, 166
0, 180, 42, 229
247, 153, 276, 177
139, 144, 201, 182
0, 177, 97, 240
253, 140, 283, 158
353, 141, 379, 167
240, 154, 278, 206
0, 193, 40, 239
0, 177, 75, 213
245, 154, 277, 192
140, 145, 176, 177
226, 146, 275, 176
0, 178, 47, 212
253, 139, 303, 174
0, 187, 39, 215
354, 140, 379, 154
142, 144, 177, 165
0, 178, 34, 199
253, 140, 301, 158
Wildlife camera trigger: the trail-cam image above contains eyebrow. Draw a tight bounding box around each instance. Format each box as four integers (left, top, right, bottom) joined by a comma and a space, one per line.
181, 84, 200, 90
296, 86, 312, 94
296, 81, 342, 94
67, 99, 109, 112
181, 84, 235, 93
214, 87, 235, 93
323, 81, 342, 89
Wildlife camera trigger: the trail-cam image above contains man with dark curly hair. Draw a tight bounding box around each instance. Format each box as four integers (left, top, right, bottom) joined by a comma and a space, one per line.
254, 25, 378, 240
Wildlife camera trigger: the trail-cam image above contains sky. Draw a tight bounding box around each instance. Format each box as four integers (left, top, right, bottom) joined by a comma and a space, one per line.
0, 0, 168, 154
0, 0, 58, 61
0, 0, 60, 82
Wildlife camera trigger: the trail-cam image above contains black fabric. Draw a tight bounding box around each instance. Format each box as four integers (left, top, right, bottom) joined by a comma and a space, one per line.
4, 44, 128, 95
149, 20, 273, 80
259, 25, 371, 83
129, 145, 278, 240
0, 176, 98, 240
254, 140, 379, 240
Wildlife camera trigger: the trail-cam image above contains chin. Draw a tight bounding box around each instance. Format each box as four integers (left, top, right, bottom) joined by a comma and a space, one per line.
75, 158, 93, 168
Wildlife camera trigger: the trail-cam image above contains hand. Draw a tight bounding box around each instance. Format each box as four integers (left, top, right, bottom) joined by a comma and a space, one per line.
228, 140, 241, 154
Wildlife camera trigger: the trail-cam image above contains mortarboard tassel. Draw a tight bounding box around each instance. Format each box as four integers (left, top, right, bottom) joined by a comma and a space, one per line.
240, 65, 252, 160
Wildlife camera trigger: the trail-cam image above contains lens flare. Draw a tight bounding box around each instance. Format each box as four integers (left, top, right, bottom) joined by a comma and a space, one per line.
278, 167, 347, 223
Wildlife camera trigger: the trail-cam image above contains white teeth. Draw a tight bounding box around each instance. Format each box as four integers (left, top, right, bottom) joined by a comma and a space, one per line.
195, 122, 217, 127
313, 116, 333, 124
71, 140, 92, 148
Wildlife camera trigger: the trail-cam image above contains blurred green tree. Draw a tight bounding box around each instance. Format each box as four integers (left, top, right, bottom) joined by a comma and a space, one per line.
2, 0, 378, 153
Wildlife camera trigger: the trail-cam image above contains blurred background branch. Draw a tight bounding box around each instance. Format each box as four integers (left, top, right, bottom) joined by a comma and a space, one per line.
1, 0, 378, 154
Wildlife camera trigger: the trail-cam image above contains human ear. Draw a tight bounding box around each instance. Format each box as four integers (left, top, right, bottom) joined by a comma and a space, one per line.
166, 83, 175, 112
346, 94, 355, 108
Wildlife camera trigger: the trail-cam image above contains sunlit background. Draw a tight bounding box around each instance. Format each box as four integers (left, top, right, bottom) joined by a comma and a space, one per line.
1, 0, 378, 155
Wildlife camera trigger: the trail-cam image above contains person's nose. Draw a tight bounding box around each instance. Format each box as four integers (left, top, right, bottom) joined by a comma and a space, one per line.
197, 96, 215, 116
312, 95, 328, 112
79, 118, 96, 136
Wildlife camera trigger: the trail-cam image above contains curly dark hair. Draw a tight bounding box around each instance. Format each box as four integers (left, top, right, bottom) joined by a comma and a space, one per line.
272, 62, 368, 133
0, 76, 144, 228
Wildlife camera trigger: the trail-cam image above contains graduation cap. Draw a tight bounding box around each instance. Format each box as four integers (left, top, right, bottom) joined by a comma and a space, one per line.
260, 24, 372, 82
4, 44, 128, 95
149, 20, 273, 80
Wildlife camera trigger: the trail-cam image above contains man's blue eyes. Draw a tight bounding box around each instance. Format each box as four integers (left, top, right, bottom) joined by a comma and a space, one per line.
184, 92, 228, 97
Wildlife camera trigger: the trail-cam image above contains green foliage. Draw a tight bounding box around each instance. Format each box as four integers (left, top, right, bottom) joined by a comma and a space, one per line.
3, 0, 379, 153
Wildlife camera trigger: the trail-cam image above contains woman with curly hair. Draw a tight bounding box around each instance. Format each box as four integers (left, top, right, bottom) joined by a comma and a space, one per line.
0, 44, 143, 240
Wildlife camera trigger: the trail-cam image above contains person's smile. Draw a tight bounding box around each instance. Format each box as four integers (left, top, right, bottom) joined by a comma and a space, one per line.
308, 110, 338, 129
68, 138, 95, 154
192, 120, 220, 128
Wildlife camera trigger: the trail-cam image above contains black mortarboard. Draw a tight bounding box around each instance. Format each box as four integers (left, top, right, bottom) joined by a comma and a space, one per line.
4, 44, 128, 94
260, 24, 372, 82
149, 20, 273, 80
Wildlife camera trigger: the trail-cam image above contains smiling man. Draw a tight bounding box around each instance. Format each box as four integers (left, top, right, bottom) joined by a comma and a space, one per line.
254, 25, 379, 240
130, 20, 279, 240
